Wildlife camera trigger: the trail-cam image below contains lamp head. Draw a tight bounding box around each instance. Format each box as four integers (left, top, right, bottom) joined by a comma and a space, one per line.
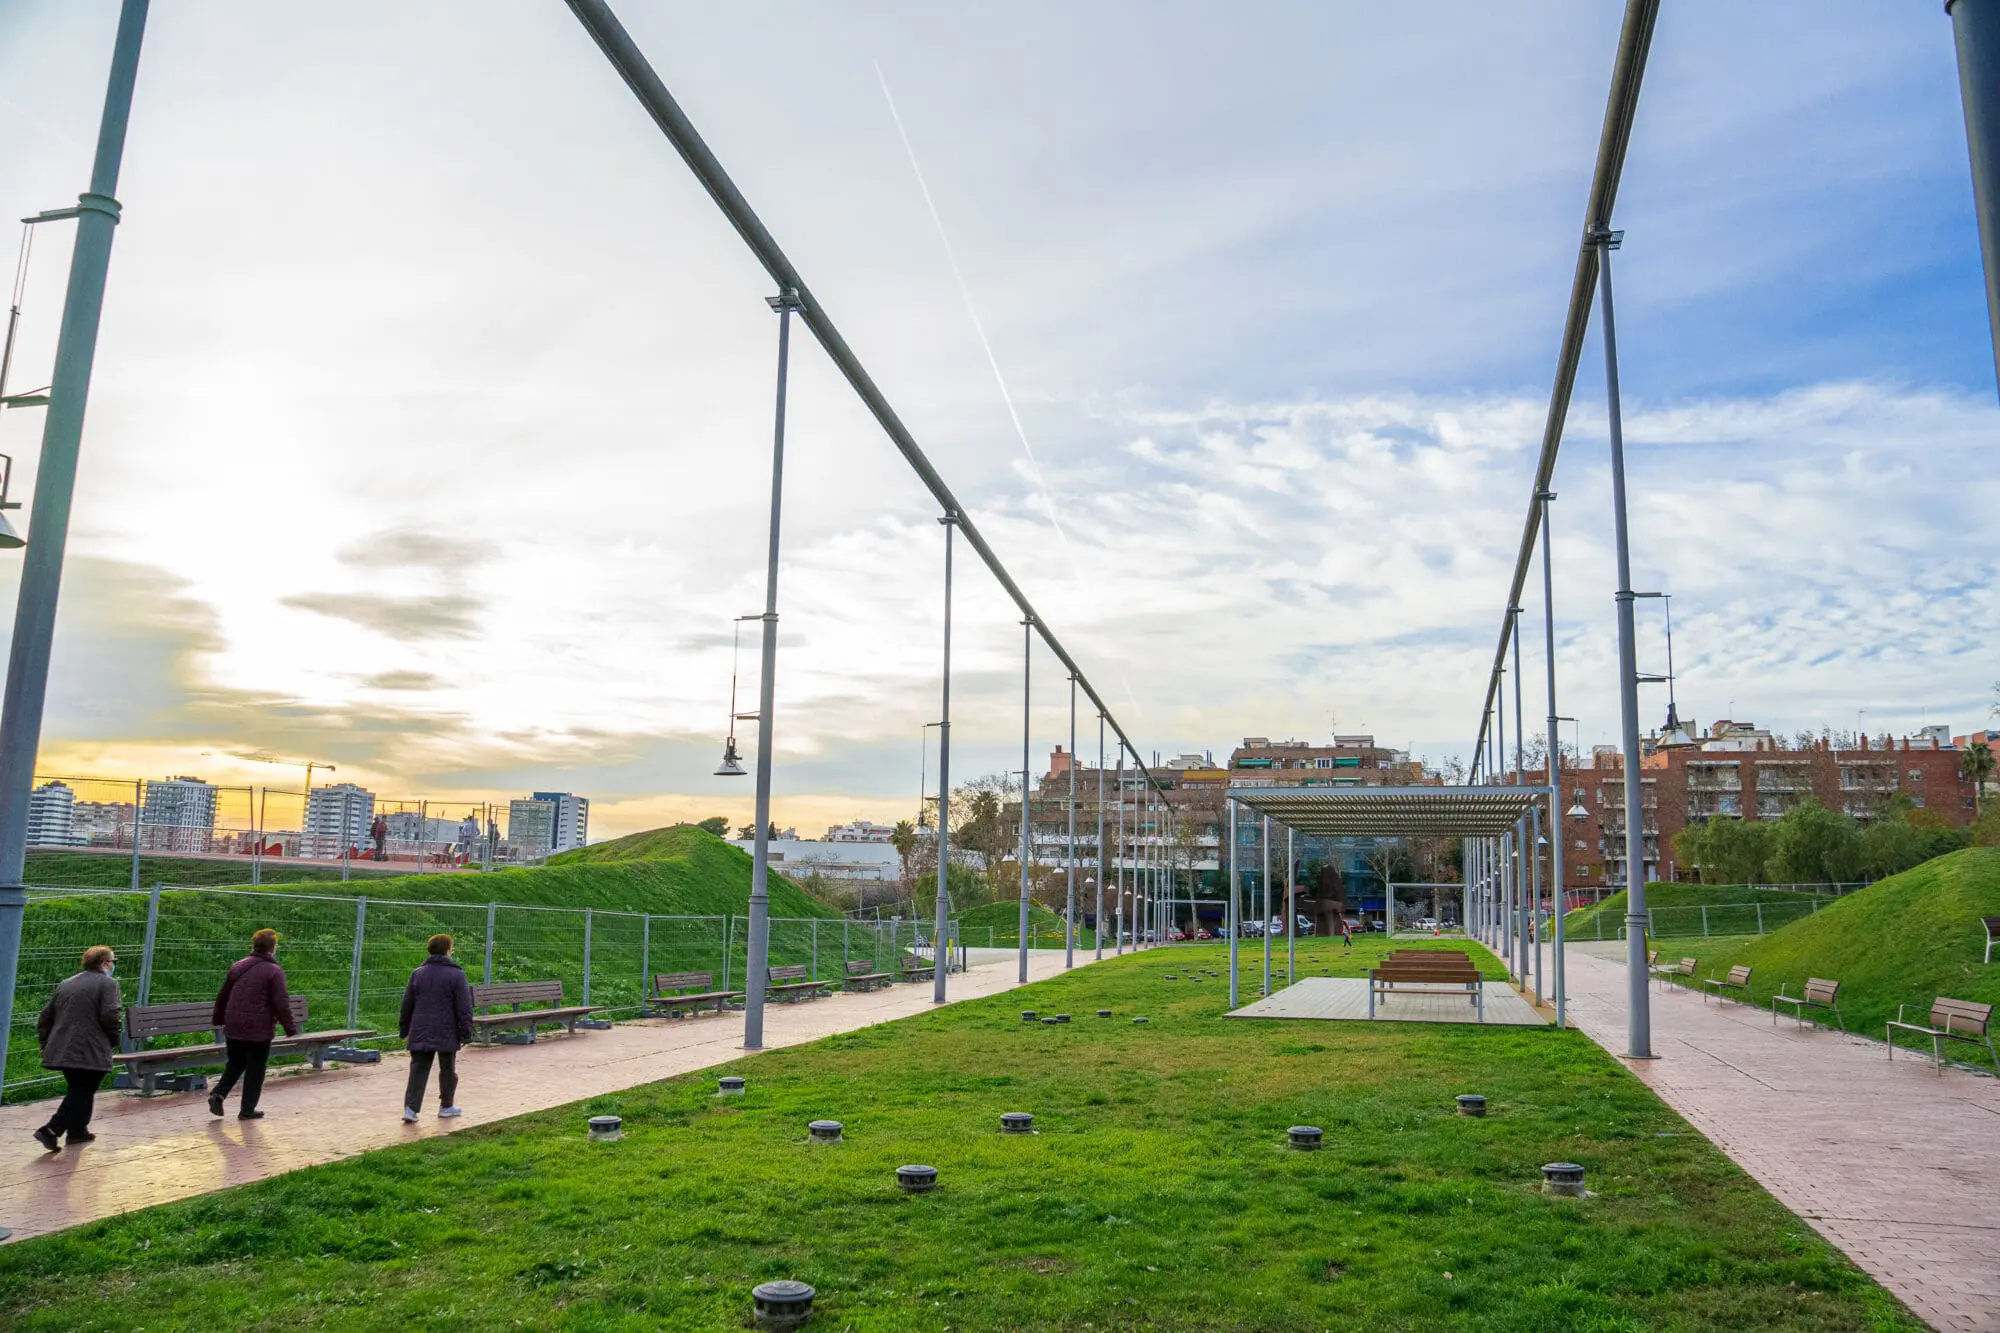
714, 737, 747, 778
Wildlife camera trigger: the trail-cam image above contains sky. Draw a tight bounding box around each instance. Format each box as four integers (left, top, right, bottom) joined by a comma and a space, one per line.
0, 1, 1993, 840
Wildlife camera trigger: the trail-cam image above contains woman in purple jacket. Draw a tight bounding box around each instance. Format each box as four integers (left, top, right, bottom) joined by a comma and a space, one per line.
399, 934, 473, 1122
209, 928, 298, 1120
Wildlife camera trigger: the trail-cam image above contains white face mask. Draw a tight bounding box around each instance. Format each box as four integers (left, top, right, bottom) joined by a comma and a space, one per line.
104, 964, 115, 977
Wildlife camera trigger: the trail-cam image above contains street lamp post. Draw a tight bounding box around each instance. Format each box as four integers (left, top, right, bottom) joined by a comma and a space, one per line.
1227, 797, 1239, 1008
0, 0, 150, 1097
1095, 713, 1105, 961
931, 513, 955, 1004
1591, 222, 1655, 1060
1017, 618, 1031, 984
1540, 488, 1569, 1027
1065, 673, 1077, 968
1114, 748, 1125, 957
1950, 0, 2000, 394
1261, 815, 1272, 995
740, 286, 804, 1053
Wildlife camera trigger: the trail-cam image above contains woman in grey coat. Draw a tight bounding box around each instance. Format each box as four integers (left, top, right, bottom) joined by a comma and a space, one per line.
398, 934, 473, 1122
34, 945, 122, 1152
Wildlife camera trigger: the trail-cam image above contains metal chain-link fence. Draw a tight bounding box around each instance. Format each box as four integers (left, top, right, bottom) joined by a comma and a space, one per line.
6, 885, 964, 1099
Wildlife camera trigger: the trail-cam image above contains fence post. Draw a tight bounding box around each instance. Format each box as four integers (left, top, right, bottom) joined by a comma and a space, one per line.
582, 908, 593, 1007
1701, 906, 1709, 937
810, 919, 818, 981
347, 897, 367, 1030
484, 902, 497, 984
130, 779, 143, 892
641, 914, 650, 1010
842, 919, 849, 971
135, 882, 162, 1008
1756, 904, 1764, 934
723, 915, 734, 992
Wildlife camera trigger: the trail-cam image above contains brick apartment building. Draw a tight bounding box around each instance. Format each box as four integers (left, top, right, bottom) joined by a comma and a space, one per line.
1511, 719, 1976, 896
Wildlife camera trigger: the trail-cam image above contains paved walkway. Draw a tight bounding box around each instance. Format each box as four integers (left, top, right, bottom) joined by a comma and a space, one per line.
1563, 947, 2000, 1332
1227, 976, 1546, 1026
0, 950, 1086, 1243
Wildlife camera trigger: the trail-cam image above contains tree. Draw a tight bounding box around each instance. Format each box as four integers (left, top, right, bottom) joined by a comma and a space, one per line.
735, 821, 778, 841
695, 816, 729, 837
1675, 818, 1773, 885
1962, 741, 1995, 818
889, 819, 921, 892
951, 774, 1018, 871
1768, 798, 1862, 885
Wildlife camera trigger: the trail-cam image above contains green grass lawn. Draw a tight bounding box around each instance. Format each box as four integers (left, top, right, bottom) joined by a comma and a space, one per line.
957, 898, 1097, 949
24, 849, 407, 888
0, 939, 1914, 1330
1565, 883, 1834, 942
1653, 847, 2000, 1068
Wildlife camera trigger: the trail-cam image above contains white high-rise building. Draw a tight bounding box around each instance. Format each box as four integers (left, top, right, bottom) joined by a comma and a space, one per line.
140, 776, 217, 853
530, 792, 589, 852
303, 783, 375, 860
26, 781, 78, 847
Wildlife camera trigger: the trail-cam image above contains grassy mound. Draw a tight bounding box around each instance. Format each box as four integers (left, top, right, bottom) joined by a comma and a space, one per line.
1564, 882, 1833, 941
957, 899, 1096, 949
9, 828, 848, 1097
1656, 848, 2000, 1065
0, 940, 1913, 1330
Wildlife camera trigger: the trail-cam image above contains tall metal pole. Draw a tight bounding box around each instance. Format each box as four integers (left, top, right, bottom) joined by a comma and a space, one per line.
0, 0, 150, 1089
1512, 610, 1530, 980
1114, 748, 1125, 957
1065, 674, 1077, 968
1095, 713, 1105, 961
1541, 489, 1567, 1026
931, 513, 955, 1004
1285, 826, 1295, 982
1593, 224, 1653, 1059
1227, 797, 1239, 1008
1530, 802, 1545, 1004
741, 286, 802, 1052
1017, 618, 1031, 984
1261, 815, 1272, 995
1950, 0, 2000, 394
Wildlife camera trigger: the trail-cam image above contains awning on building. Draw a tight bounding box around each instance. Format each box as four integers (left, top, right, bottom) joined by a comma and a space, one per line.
1227, 786, 1548, 838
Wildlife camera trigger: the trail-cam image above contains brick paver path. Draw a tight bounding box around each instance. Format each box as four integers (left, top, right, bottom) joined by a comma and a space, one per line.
1564, 945, 2000, 1332
0, 949, 1085, 1243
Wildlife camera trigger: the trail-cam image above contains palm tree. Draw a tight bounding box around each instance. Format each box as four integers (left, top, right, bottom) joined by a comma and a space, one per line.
889, 819, 919, 893
1963, 741, 1996, 817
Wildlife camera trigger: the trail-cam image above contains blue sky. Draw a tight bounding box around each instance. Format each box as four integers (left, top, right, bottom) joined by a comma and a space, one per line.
0, 1, 1993, 836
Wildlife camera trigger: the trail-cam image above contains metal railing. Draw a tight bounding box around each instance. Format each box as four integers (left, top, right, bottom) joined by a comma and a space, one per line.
1594, 897, 1831, 941
6, 883, 960, 1098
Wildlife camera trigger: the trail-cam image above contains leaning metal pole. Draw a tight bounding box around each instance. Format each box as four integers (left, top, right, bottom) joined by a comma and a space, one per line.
1594, 225, 1654, 1059
931, 512, 955, 1004
742, 287, 802, 1052
0, 0, 150, 1090
1018, 618, 1032, 983
1541, 489, 1567, 1026
1065, 674, 1077, 968
1950, 0, 2000, 393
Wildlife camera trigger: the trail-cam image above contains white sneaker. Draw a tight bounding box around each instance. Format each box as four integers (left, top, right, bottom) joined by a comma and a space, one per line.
437, 1106, 462, 1118
401, 1107, 419, 1123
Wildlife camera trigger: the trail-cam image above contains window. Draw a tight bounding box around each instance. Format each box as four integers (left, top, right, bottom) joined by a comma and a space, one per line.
1315, 758, 1333, 769
1908, 769, 1922, 782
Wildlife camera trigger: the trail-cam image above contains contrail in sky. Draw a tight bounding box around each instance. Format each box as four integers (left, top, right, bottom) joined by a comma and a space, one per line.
872, 61, 1082, 578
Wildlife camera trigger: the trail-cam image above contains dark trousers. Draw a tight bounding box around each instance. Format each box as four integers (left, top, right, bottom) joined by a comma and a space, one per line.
45, 1068, 103, 1138
405, 1050, 457, 1112
213, 1038, 272, 1112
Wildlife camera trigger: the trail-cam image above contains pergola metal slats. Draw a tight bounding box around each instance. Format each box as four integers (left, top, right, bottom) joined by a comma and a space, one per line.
1227, 787, 1549, 838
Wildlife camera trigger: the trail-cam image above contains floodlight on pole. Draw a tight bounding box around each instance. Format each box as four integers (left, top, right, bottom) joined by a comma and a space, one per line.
715, 615, 761, 777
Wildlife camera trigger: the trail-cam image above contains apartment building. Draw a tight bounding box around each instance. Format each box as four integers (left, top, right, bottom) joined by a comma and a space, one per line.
140, 776, 218, 854
26, 781, 78, 847
302, 782, 375, 859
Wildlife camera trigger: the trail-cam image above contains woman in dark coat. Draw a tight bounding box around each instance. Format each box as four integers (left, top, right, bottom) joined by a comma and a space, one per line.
33, 945, 122, 1152
399, 934, 473, 1121
209, 928, 298, 1120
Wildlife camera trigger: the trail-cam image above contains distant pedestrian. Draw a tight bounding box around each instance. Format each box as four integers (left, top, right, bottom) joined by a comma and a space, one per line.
1341, 919, 1353, 949
399, 934, 473, 1122
209, 928, 298, 1120
32, 946, 122, 1152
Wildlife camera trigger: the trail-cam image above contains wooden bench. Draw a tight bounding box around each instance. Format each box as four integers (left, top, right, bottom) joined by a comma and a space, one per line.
899, 952, 936, 982
469, 980, 598, 1043
763, 964, 828, 1002
1984, 917, 2000, 965
1367, 961, 1484, 1022
1886, 997, 1998, 1073
112, 998, 375, 1096
1771, 977, 1843, 1031
842, 960, 892, 992
646, 971, 735, 1018
1653, 956, 1697, 992
1702, 964, 1752, 1005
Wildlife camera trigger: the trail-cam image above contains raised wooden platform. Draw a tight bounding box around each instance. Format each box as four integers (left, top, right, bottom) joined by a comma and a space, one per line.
1226, 977, 1546, 1027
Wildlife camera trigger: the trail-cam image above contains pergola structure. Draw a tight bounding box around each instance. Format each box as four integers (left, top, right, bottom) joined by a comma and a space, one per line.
1223, 786, 1556, 1020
